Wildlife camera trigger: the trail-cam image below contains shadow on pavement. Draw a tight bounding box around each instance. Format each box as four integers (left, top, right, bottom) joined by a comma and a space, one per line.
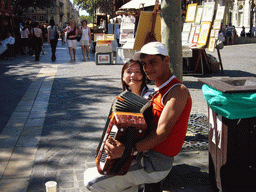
162, 164, 218, 192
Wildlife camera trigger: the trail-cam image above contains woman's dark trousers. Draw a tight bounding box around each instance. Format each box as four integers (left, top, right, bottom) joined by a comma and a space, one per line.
34, 38, 41, 61
50, 39, 58, 61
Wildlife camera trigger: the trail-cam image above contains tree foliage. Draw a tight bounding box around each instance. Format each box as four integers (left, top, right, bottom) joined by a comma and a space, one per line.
9, 0, 54, 16
73, 0, 115, 17
80, 15, 93, 23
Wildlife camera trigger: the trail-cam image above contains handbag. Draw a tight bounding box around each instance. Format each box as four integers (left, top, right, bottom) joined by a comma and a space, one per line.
216, 40, 224, 49
77, 33, 82, 42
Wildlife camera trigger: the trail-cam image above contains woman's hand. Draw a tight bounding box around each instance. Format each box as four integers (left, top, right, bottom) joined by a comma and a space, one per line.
104, 137, 125, 159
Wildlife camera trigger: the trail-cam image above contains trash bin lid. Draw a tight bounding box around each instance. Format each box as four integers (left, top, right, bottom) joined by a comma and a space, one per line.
199, 77, 256, 93
202, 84, 256, 119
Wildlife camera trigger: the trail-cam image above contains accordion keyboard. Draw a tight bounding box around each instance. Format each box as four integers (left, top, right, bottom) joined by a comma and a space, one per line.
99, 125, 118, 167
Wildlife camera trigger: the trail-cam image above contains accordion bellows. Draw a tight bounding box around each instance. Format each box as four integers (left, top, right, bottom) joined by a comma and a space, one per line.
95, 91, 152, 175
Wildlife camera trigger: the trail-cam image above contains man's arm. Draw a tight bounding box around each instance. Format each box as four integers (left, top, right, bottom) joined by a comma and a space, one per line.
104, 85, 189, 159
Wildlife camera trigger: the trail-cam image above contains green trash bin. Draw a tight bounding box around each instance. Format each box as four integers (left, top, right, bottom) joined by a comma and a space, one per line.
199, 77, 256, 192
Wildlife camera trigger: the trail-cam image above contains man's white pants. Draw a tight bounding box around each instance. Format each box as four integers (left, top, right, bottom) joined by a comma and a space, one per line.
84, 150, 174, 192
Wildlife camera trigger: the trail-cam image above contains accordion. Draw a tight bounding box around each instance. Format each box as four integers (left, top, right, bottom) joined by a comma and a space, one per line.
95, 91, 152, 175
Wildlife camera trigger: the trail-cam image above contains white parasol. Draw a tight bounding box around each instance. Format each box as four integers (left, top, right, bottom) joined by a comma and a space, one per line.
120, 0, 161, 10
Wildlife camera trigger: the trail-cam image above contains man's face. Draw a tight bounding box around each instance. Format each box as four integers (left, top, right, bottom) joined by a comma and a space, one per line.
141, 54, 166, 82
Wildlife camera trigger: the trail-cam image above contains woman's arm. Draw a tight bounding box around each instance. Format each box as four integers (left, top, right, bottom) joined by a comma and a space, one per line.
40, 29, 43, 45
47, 28, 50, 44
88, 28, 92, 43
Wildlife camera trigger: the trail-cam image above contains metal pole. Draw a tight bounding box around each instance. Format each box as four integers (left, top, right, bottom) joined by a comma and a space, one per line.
251, 0, 255, 36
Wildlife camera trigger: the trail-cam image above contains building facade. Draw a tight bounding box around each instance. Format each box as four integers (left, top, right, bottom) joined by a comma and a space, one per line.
23, 0, 80, 28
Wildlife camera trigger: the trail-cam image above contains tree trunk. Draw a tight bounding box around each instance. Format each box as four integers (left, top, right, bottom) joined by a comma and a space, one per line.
161, 0, 183, 81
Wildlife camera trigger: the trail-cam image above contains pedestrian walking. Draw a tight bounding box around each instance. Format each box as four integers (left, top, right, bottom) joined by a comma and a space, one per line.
47, 19, 59, 61
115, 24, 121, 47
240, 26, 246, 37
225, 23, 234, 45
32, 22, 43, 61
79, 20, 91, 61
20, 22, 30, 55
61, 27, 65, 45
65, 20, 78, 62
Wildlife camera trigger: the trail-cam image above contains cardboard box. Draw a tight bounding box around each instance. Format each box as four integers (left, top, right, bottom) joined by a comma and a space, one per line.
96, 45, 112, 53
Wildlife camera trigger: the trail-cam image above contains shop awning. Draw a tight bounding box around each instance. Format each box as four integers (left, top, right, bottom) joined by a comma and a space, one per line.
120, 0, 161, 10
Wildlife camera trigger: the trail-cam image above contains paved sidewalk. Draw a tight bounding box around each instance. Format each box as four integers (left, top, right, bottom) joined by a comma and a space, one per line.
0, 42, 255, 192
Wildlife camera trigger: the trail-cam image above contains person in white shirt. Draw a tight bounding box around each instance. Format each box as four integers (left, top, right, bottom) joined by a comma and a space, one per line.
115, 25, 120, 47
47, 19, 59, 61
0, 32, 15, 55
20, 22, 30, 54
79, 20, 91, 61
32, 22, 43, 61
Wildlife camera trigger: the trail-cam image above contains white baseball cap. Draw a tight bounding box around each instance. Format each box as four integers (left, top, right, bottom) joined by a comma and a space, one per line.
132, 42, 169, 61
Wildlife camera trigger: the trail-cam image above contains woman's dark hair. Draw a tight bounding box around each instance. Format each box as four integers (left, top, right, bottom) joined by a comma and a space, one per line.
34, 22, 39, 28
81, 20, 87, 25
22, 22, 27, 31
121, 59, 147, 91
50, 19, 55, 28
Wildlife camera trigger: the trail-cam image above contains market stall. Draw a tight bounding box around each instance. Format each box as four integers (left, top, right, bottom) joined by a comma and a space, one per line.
182, 3, 225, 75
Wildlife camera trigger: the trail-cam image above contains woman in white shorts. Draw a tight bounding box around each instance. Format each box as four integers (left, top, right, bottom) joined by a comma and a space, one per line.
79, 20, 91, 61
66, 20, 78, 62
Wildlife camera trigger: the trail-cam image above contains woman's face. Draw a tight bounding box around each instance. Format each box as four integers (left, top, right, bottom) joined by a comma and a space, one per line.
82, 21, 87, 26
123, 63, 143, 89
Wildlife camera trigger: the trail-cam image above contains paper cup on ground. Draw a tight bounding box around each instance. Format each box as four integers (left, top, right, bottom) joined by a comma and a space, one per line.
45, 181, 57, 192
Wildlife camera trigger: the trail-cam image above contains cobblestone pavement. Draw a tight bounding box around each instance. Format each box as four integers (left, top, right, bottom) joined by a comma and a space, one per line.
0, 42, 256, 192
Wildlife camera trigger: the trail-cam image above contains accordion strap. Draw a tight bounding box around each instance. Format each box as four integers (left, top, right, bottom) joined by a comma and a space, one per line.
111, 127, 136, 174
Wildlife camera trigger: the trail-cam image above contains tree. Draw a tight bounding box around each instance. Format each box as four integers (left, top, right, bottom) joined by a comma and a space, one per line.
80, 15, 93, 23
73, 0, 115, 17
10, 0, 54, 16
161, 0, 182, 81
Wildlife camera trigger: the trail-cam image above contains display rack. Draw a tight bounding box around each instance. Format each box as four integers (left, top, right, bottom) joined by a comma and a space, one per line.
182, 3, 225, 75
95, 34, 114, 65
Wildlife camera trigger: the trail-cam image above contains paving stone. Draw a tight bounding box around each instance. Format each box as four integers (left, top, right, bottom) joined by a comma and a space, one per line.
0, 178, 30, 192
3, 160, 34, 178
11, 147, 37, 160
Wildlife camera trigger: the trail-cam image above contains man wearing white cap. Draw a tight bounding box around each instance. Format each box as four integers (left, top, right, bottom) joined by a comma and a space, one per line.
84, 42, 192, 191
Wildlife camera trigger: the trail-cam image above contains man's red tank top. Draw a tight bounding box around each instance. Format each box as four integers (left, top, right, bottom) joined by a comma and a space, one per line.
150, 76, 192, 157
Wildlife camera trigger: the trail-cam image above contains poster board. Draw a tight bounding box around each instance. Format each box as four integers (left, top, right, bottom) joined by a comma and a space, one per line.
120, 17, 135, 44
133, 11, 161, 51
201, 2, 215, 22
183, 23, 192, 32
104, 34, 115, 41
94, 33, 105, 41
215, 6, 225, 21
213, 20, 222, 30
185, 3, 197, 22
182, 32, 190, 43
194, 5, 204, 24
198, 22, 211, 45
208, 37, 216, 52
188, 25, 197, 43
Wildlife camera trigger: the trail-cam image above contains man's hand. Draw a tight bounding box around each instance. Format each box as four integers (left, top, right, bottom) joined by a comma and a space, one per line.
104, 137, 125, 159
